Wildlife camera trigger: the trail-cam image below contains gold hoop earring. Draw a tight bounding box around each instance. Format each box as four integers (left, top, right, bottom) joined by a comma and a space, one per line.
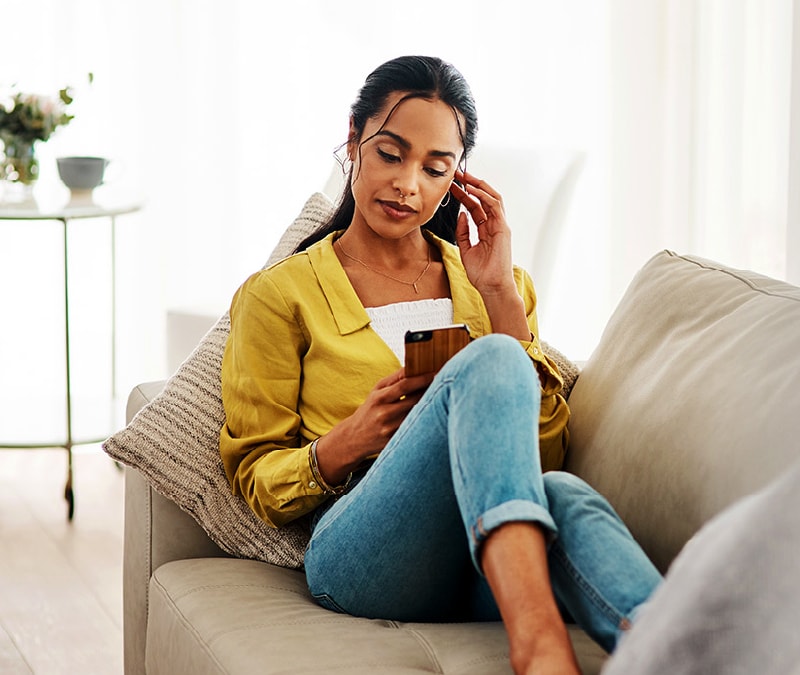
440, 192, 451, 208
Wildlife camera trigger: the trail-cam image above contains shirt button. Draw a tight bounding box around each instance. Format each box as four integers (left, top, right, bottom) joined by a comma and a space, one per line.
309, 481, 318, 490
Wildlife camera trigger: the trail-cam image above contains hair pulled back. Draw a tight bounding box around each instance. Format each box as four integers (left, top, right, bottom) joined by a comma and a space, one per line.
294, 55, 478, 252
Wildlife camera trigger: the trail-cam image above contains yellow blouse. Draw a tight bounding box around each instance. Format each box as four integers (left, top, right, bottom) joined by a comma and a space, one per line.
220, 231, 570, 527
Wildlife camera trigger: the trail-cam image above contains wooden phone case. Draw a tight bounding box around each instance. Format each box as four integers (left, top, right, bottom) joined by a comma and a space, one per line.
404, 324, 471, 376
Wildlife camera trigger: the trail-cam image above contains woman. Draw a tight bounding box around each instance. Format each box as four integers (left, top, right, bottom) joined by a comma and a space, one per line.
220, 55, 661, 675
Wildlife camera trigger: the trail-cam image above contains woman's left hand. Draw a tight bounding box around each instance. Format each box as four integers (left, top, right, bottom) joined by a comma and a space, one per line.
449, 169, 532, 341
450, 169, 516, 294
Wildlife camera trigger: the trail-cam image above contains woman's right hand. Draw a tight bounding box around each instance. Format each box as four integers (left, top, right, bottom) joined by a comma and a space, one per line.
313, 368, 435, 485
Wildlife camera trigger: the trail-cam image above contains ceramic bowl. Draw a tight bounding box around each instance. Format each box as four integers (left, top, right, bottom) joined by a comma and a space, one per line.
56, 156, 109, 191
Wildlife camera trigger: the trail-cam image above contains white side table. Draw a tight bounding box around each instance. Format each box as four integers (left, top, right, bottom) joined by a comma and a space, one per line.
0, 193, 142, 519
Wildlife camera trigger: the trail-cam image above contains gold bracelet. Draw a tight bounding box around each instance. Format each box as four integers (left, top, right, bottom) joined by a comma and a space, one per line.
308, 437, 352, 496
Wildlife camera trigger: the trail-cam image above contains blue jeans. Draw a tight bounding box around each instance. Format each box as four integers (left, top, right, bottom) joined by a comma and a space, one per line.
304, 334, 662, 653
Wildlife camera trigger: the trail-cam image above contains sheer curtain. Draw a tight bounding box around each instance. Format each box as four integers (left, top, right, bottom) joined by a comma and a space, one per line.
789, 0, 800, 286
0, 0, 795, 403
602, 0, 794, 310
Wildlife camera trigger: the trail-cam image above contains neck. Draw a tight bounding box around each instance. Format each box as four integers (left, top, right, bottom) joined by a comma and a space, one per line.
337, 227, 430, 271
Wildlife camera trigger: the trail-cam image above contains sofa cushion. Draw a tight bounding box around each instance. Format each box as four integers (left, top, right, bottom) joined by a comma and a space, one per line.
104, 191, 580, 569
145, 558, 608, 675
565, 251, 800, 572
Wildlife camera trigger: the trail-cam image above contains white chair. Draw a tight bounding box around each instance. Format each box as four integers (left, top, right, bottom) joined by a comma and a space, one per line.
466, 145, 585, 298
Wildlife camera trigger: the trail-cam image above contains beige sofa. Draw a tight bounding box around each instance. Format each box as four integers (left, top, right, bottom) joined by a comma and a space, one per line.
110, 200, 800, 674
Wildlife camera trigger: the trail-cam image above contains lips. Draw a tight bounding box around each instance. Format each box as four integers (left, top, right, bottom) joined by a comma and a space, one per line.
380, 200, 416, 213
378, 199, 418, 220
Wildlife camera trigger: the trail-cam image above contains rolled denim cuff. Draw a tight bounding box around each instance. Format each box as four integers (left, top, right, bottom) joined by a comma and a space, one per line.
468, 499, 559, 573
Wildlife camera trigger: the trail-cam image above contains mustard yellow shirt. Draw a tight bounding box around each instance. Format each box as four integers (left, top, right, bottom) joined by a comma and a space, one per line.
220, 231, 570, 527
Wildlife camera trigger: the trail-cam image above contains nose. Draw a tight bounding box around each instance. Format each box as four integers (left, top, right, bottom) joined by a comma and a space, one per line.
392, 163, 419, 198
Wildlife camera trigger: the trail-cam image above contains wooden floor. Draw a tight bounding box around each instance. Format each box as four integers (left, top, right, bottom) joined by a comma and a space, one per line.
0, 446, 124, 674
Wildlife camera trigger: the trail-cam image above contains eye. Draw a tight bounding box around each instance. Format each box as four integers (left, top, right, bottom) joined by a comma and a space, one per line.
425, 167, 447, 178
377, 148, 400, 163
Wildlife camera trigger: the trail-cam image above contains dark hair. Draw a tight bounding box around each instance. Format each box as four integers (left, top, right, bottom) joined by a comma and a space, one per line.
294, 55, 478, 252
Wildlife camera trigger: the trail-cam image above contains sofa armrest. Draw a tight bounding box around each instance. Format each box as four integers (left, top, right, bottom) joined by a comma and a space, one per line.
125, 380, 168, 424
123, 382, 230, 675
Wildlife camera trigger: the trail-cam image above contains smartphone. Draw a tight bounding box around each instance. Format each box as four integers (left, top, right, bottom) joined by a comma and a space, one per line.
404, 324, 471, 376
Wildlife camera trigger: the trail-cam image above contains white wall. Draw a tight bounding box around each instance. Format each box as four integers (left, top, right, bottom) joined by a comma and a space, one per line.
1, 0, 608, 404
604, 0, 793, 307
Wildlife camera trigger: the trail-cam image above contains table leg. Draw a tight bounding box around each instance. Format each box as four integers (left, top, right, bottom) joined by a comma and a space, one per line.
61, 218, 75, 520
111, 216, 117, 400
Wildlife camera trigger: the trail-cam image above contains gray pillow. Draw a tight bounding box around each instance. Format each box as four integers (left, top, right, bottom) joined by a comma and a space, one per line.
603, 459, 800, 675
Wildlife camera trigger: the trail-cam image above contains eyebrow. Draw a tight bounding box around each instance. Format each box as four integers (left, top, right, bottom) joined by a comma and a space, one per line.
376, 130, 457, 160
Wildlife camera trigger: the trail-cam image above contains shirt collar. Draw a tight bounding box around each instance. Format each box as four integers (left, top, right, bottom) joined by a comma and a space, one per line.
307, 230, 490, 337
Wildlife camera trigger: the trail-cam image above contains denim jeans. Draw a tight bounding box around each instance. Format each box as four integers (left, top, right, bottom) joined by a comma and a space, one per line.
304, 334, 662, 653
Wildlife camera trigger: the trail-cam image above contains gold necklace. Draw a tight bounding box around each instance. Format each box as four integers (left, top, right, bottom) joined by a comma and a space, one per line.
336, 237, 432, 294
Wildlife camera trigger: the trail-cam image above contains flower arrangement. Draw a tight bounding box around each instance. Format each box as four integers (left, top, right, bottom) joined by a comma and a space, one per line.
0, 83, 80, 185
0, 88, 75, 144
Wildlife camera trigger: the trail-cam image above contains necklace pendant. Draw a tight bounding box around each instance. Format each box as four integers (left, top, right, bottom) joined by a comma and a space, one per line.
412, 282, 419, 293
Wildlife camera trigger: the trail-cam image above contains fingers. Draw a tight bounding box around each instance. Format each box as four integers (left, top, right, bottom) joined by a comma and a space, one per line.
449, 181, 486, 225
451, 169, 504, 227
455, 209, 471, 246
457, 169, 502, 200
375, 369, 433, 402
370, 371, 433, 438
374, 368, 406, 389
402, 371, 436, 392
392, 374, 433, 412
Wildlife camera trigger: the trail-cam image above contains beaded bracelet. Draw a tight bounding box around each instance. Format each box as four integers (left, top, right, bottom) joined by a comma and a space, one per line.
308, 437, 352, 496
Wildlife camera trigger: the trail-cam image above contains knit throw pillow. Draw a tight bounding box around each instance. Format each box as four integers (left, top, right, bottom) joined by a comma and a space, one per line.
103, 191, 579, 569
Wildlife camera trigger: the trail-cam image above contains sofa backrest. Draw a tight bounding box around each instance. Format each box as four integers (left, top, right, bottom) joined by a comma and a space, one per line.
565, 251, 800, 573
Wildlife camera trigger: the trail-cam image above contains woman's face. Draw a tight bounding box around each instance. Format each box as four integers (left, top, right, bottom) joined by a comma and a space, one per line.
348, 92, 464, 241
